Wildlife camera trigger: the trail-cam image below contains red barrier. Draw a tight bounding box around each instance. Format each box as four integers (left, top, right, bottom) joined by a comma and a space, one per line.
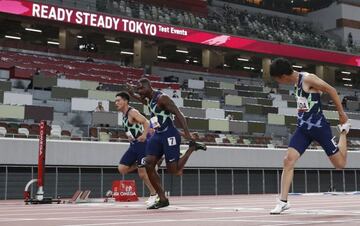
37, 121, 46, 189
24, 121, 61, 204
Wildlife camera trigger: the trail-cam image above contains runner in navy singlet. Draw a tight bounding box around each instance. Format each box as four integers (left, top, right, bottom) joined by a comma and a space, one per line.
269, 58, 351, 214
127, 78, 206, 209
115, 92, 157, 207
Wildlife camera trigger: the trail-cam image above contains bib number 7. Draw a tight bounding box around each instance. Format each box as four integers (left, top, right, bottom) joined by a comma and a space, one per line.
167, 137, 177, 146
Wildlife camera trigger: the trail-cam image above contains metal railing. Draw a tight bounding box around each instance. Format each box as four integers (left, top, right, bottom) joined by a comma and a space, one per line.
1, 165, 359, 200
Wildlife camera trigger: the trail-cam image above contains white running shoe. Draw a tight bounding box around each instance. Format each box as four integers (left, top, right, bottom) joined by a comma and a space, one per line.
270, 199, 290, 214
146, 194, 158, 207
338, 120, 351, 134
179, 148, 187, 158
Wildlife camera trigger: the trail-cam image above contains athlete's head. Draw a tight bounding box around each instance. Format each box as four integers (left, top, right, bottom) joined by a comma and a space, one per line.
270, 58, 294, 84
136, 78, 152, 98
115, 91, 130, 112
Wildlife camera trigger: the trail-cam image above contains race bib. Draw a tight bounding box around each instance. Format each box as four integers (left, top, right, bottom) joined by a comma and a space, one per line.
167, 137, 177, 146
296, 96, 309, 112
150, 116, 160, 129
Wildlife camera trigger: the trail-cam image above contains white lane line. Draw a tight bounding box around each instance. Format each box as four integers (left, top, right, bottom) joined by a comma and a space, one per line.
0, 218, 37, 222
59, 216, 289, 226
1, 213, 272, 221
261, 218, 360, 226
0, 204, 266, 217
0, 210, 258, 223
1, 197, 360, 211
0, 209, 148, 217
0, 215, 261, 224
1, 203, 360, 218
60, 215, 360, 226
158, 200, 360, 209
1, 218, 357, 226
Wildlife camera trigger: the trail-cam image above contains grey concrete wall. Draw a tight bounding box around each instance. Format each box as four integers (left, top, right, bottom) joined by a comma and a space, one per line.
1, 138, 359, 169
92, 112, 119, 127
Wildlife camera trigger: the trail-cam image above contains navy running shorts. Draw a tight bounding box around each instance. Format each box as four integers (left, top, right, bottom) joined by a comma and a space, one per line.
289, 121, 338, 156
146, 125, 181, 163
120, 140, 147, 167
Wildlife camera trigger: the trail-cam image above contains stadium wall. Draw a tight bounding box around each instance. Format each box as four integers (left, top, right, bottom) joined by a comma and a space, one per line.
1, 138, 359, 199
307, 1, 360, 42
307, 2, 342, 31
1, 138, 360, 168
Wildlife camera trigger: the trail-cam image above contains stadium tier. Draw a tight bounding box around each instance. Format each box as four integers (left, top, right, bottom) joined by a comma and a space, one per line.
0, 48, 359, 149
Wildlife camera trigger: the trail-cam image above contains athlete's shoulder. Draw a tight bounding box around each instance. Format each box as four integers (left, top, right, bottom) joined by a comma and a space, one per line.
302, 72, 319, 83
302, 72, 324, 94
128, 107, 140, 117
157, 93, 171, 103
301, 71, 316, 78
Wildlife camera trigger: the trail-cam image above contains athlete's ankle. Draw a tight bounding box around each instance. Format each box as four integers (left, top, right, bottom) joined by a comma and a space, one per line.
158, 194, 167, 200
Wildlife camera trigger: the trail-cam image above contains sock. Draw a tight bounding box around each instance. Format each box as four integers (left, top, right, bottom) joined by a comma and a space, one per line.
280, 199, 287, 203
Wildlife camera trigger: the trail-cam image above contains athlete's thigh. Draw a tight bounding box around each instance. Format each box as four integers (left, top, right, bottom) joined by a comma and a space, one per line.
145, 154, 161, 167
288, 127, 313, 156
134, 141, 147, 167
118, 163, 137, 174
328, 151, 345, 168
285, 147, 301, 163
311, 122, 338, 156
166, 161, 178, 174
119, 145, 137, 167
137, 166, 147, 177
161, 127, 181, 164
118, 164, 131, 172
146, 133, 164, 159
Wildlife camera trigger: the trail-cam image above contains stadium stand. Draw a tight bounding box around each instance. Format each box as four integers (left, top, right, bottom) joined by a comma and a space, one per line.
1, 49, 359, 150
97, 0, 359, 53
219, 4, 343, 51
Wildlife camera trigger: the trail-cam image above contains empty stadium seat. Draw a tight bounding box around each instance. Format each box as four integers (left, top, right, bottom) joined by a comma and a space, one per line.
0, 127, 7, 137
50, 125, 62, 138
18, 128, 29, 137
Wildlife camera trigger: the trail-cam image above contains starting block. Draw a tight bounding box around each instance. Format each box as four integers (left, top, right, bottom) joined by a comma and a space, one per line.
67, 180, 139, 204
68, 190, 115, 204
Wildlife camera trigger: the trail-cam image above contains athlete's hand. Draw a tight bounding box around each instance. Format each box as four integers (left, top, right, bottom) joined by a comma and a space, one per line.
137, 134, 147, 142
125, 83, 135, 95
148, 128, 155, 136
339, 111, 348, 125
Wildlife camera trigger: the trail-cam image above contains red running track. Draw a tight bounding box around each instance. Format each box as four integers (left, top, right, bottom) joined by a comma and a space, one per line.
0, 193, 360, 226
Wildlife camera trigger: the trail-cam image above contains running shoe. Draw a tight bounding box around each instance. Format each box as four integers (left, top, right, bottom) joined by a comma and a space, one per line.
270, 199, 291, 214
189, 140, 207, 151
145, 194, 158, 207
179, 148, 187, 158
337, 120, 351, 134
147, 198, 169, 209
